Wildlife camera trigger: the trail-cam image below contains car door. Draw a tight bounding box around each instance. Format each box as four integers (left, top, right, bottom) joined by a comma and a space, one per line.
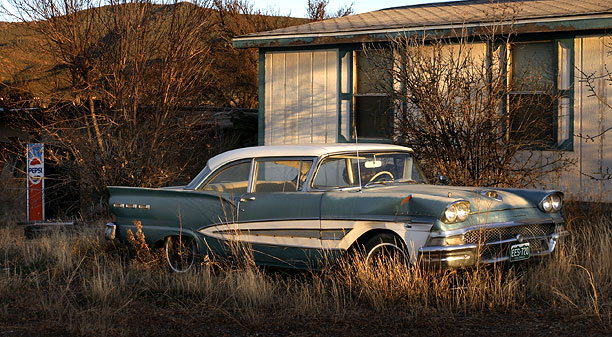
237, 158, 323, 268
196, 159, 252, 258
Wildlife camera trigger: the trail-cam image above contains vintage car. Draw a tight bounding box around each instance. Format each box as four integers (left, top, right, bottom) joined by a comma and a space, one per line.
105, 143, 568, 272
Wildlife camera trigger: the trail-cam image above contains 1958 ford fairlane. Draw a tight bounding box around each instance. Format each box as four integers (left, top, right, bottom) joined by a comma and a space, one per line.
105, 144, 569, 272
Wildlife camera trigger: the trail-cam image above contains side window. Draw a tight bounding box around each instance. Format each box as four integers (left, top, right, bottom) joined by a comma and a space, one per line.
200, 161, 251, 195
254, 160, 304, 193
312, 157, 354, 189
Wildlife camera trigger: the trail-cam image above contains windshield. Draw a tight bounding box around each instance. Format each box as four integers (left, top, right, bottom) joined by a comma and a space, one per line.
312, 152, 427, 190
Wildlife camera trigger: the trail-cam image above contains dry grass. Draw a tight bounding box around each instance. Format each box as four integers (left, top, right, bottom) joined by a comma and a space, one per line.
0, 202, 610, 335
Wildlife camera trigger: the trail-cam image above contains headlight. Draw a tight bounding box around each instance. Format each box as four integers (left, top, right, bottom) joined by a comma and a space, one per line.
442, 200, 470, 223
551, 194, 562, 211
539, 193, 563, 213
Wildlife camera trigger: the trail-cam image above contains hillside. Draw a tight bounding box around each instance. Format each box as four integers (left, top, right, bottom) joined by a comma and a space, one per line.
0, 21, 60, 98
0, 5, 306, 103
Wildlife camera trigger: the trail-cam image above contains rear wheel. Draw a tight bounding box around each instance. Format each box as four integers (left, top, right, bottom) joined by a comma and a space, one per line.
363, 233, 409, 268
165, 236, 196, 273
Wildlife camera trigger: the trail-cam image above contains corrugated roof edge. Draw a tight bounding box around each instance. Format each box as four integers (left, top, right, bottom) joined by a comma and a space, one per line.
233, 13, 612, 48
233, 0, 612, 48
379, 0, 516, 11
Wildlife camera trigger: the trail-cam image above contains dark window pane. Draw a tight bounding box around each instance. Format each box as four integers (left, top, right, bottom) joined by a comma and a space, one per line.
355, 50, 392, 94
511, 42, 555, 92
354, 96, 393, 139
509, 93, 554, 144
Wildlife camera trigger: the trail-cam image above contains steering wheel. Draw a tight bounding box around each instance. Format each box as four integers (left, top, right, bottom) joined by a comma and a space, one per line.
368, 171, 394, 184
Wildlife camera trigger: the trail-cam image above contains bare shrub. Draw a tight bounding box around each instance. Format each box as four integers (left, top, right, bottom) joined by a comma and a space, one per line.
2, 0, 219, 217
363, 22, 572, 187
306, 0, 354, 22
126, 220, 164, 270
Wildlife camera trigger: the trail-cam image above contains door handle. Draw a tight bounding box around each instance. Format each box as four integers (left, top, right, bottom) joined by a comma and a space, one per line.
239, 196, 256, 202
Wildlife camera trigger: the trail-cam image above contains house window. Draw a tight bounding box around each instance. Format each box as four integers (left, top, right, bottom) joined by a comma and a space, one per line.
353, 50, 393, 139
509, 41, 572, 148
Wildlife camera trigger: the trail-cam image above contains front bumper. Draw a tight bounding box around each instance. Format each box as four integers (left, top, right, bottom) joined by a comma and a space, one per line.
418, 221, 570, 268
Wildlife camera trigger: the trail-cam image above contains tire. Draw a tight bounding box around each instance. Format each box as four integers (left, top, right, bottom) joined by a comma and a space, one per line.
363, 233, 409, 268
165, 236, 196, 273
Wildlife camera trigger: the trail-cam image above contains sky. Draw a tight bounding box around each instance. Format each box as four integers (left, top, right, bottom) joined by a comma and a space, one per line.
252, 0, 448, 18
1, 0, 450, 21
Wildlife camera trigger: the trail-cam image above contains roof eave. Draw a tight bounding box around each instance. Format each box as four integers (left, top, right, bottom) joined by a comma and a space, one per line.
233, 14, 612, 49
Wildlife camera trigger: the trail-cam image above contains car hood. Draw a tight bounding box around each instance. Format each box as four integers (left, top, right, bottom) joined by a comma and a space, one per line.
349, 183, 561, 231
359, 183, 544, 211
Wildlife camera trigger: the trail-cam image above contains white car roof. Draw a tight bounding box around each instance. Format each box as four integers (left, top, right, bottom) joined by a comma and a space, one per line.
207, 143, 413, 171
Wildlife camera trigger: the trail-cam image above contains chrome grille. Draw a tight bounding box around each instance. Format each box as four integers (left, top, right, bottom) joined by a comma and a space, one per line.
464, 223, 556, 244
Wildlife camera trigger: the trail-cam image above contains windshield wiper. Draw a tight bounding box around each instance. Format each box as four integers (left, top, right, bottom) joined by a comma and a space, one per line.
363, 180, 392, 188
395, 179, 419, 184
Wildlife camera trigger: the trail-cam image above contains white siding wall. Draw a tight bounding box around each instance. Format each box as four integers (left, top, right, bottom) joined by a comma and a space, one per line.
264, 50, 338, 145
572, 36, 612, 201
536, 36, 612, 202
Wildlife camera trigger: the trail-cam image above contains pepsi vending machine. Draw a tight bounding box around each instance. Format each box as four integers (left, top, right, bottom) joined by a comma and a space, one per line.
27, 143, 44, 222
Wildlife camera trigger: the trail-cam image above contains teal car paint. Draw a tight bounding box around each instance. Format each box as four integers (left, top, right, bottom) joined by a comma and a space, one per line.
106, 144, 569, 271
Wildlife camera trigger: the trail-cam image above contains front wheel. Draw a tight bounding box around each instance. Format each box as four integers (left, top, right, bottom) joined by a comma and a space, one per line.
364, 233, 409, 268
165, 236, 196, 273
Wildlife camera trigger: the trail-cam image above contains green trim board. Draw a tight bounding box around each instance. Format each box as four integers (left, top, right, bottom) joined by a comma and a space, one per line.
258, 51, 265, 145
557, 37, 574, 151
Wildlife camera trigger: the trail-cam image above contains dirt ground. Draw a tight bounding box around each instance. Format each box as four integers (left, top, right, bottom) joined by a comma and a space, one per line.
0, 303, 609, 337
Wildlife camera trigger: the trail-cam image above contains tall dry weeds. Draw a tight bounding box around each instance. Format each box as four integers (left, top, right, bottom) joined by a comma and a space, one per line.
0, 204, 610, 335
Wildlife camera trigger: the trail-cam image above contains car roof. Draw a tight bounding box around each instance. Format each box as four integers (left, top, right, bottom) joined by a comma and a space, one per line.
207, 143, 413, 171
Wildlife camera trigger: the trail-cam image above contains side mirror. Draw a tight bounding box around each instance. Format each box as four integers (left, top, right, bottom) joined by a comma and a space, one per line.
437, 175, 450, 185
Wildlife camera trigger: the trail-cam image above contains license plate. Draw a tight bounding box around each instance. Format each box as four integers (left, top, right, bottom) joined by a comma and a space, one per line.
509, 242, 530, 262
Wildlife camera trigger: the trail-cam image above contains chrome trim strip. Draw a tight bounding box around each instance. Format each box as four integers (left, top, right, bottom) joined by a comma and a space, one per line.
210, 228, 351, 240
436, 255, 473, 263
556, 230, 570, 238
468, 206, 535, 215
419, 244, 478, 253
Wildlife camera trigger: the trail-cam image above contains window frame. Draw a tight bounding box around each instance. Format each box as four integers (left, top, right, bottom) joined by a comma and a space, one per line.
506, 38, 574, 151
252, 157, 315, 193
309, 150, 421, 192
197, 159, 253, 194
352, 49, 395, 141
